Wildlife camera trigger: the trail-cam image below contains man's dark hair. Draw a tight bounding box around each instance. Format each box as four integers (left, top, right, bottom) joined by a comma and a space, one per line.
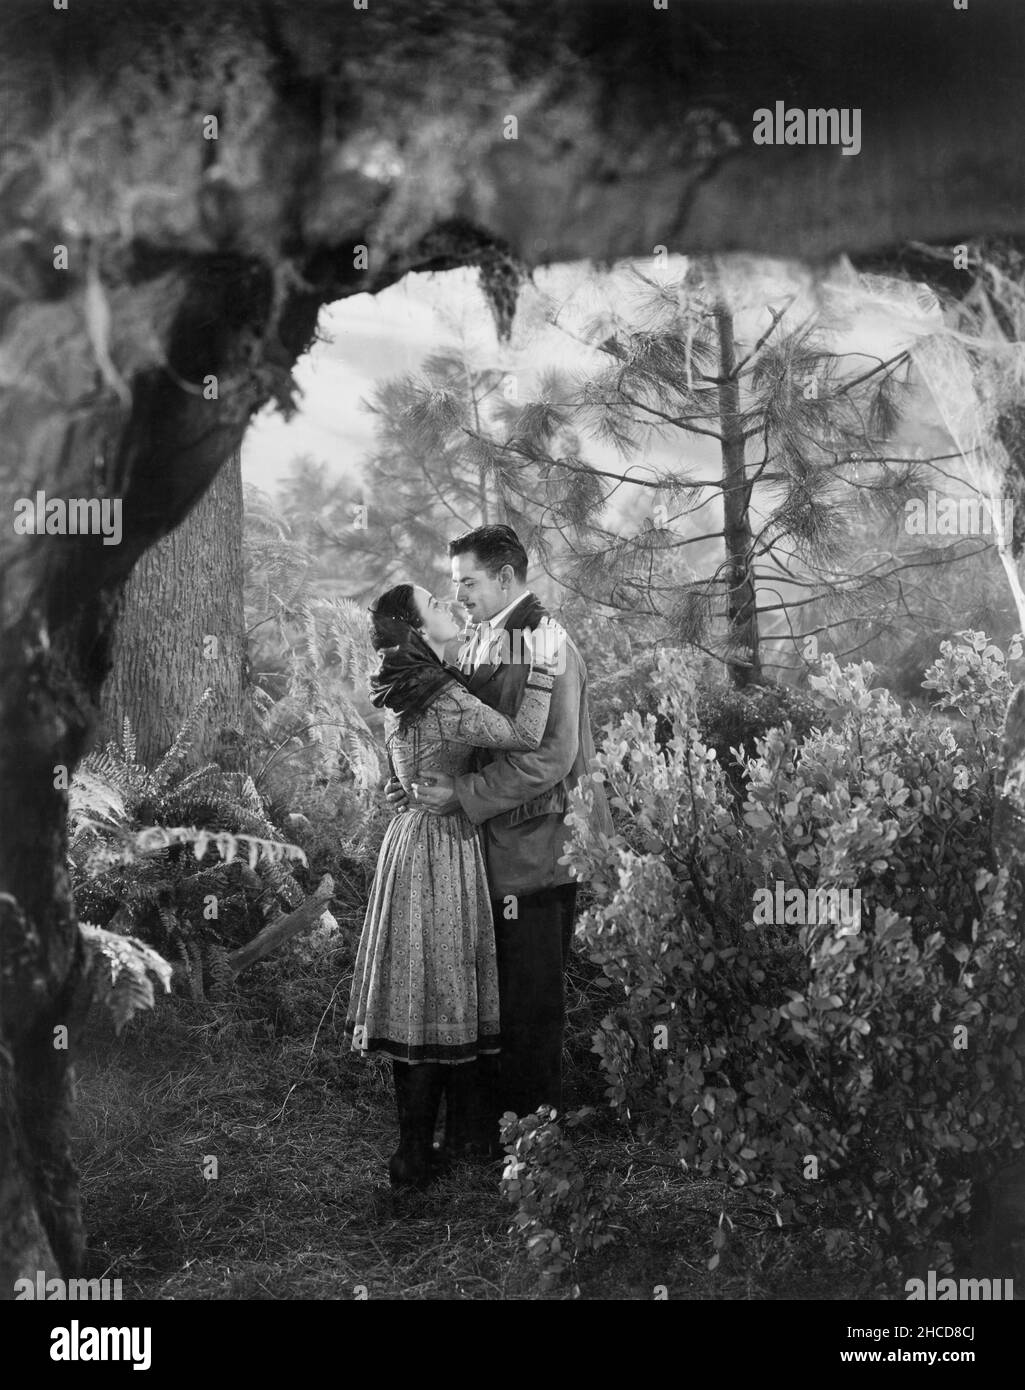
448, 524, 528, 582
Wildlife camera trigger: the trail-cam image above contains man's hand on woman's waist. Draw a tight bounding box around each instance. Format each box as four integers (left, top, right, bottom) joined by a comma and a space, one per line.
412, 773, 460, 814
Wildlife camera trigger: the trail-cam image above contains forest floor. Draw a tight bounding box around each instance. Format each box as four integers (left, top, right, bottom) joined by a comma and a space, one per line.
72, 942, 889, 1301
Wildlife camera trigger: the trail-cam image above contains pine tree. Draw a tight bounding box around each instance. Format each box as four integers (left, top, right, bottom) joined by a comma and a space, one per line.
470, 262, 962, 686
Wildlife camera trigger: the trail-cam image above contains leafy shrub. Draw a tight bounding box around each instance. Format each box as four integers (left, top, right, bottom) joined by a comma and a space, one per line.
586, 638, 825, 799
563, 637, 1025, 1273
500, 1105, 618, 1288
695, 678, 827, 800
587, 650, 669, 745
585, 640, 714, 755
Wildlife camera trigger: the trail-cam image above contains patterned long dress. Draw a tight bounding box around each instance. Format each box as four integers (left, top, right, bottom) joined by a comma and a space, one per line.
344, 670, 554, 1065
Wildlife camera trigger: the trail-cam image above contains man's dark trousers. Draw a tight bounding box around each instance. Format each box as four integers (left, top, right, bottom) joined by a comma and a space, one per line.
489, 882, 577, 1122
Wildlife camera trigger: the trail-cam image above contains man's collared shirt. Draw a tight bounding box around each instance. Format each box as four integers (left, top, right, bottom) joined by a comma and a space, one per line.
468, 590, 534, 670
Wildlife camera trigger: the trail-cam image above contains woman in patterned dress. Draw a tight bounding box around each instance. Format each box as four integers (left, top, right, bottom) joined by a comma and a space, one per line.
344, 582, 558, 1189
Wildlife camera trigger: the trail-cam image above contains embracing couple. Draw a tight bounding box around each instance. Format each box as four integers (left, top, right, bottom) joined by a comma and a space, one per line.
344, 524, 612, 1189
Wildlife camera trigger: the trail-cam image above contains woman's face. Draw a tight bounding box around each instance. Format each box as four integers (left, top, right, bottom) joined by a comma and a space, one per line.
412, 586, 460, 644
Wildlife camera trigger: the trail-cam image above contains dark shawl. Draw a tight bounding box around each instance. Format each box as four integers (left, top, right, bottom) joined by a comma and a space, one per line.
368, 613, 468, 735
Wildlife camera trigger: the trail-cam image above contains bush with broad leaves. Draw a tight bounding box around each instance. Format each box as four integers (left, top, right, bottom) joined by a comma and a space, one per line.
500, 1105, 617, 1288
563, 636, 1025, 1273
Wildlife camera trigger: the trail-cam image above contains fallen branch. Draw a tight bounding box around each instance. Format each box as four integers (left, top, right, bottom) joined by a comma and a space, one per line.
228, 874, 334, 978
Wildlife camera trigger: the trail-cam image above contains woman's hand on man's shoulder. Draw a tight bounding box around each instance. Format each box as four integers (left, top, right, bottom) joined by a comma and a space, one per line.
528, 616, 570, 674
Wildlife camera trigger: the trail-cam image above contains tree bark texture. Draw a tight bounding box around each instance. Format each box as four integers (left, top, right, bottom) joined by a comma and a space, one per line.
99, 449, 247, 771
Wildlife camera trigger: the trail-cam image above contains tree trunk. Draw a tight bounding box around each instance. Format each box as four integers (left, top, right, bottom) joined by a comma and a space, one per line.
0, 634, 92, 1291
715, 302, 762, 687
99, 449, 247, 771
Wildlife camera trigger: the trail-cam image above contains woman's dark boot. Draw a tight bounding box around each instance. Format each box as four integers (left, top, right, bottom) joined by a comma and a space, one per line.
389, 1060, 445, 1191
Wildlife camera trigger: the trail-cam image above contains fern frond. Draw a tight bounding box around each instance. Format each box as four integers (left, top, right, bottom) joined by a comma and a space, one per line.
249, 685, 276, 717
234, 773, 273, 821
131, 824, 308, 870
171, 763, 222, 800
259, 856, 305, 911
339, 730, 381, 794
79, 921, 173, 1034
121, 716, 137, 767
76, 747, 138, 803
79, 835, 141, 880
309, 601, 326, 670
161, 778, 280, 843
149, 688, 215, 793
206, 942, 234, 1001
157, 905, 179, 937
68, 769, 128, 841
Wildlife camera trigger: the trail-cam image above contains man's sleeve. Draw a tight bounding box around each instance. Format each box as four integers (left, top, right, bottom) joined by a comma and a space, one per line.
454, 643, 581, 825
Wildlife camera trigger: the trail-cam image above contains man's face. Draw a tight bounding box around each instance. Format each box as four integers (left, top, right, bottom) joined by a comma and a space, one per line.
451, 551, 510, 622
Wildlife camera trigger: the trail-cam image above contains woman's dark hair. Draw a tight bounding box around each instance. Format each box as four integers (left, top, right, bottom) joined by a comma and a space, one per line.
448, 524, 528, 582
369, 582, 423, 651
367, 582, 464, 736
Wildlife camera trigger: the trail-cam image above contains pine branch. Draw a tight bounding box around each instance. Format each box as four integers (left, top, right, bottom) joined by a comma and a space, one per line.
831, 350, 911, 399
731, 297, 798, 378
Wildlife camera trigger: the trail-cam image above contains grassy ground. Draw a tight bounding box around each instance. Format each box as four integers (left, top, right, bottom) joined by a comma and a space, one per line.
71, 939, 888, 1301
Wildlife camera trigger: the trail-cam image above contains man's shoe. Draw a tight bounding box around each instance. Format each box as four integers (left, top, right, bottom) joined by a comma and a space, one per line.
438, 1058, 503, 1164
